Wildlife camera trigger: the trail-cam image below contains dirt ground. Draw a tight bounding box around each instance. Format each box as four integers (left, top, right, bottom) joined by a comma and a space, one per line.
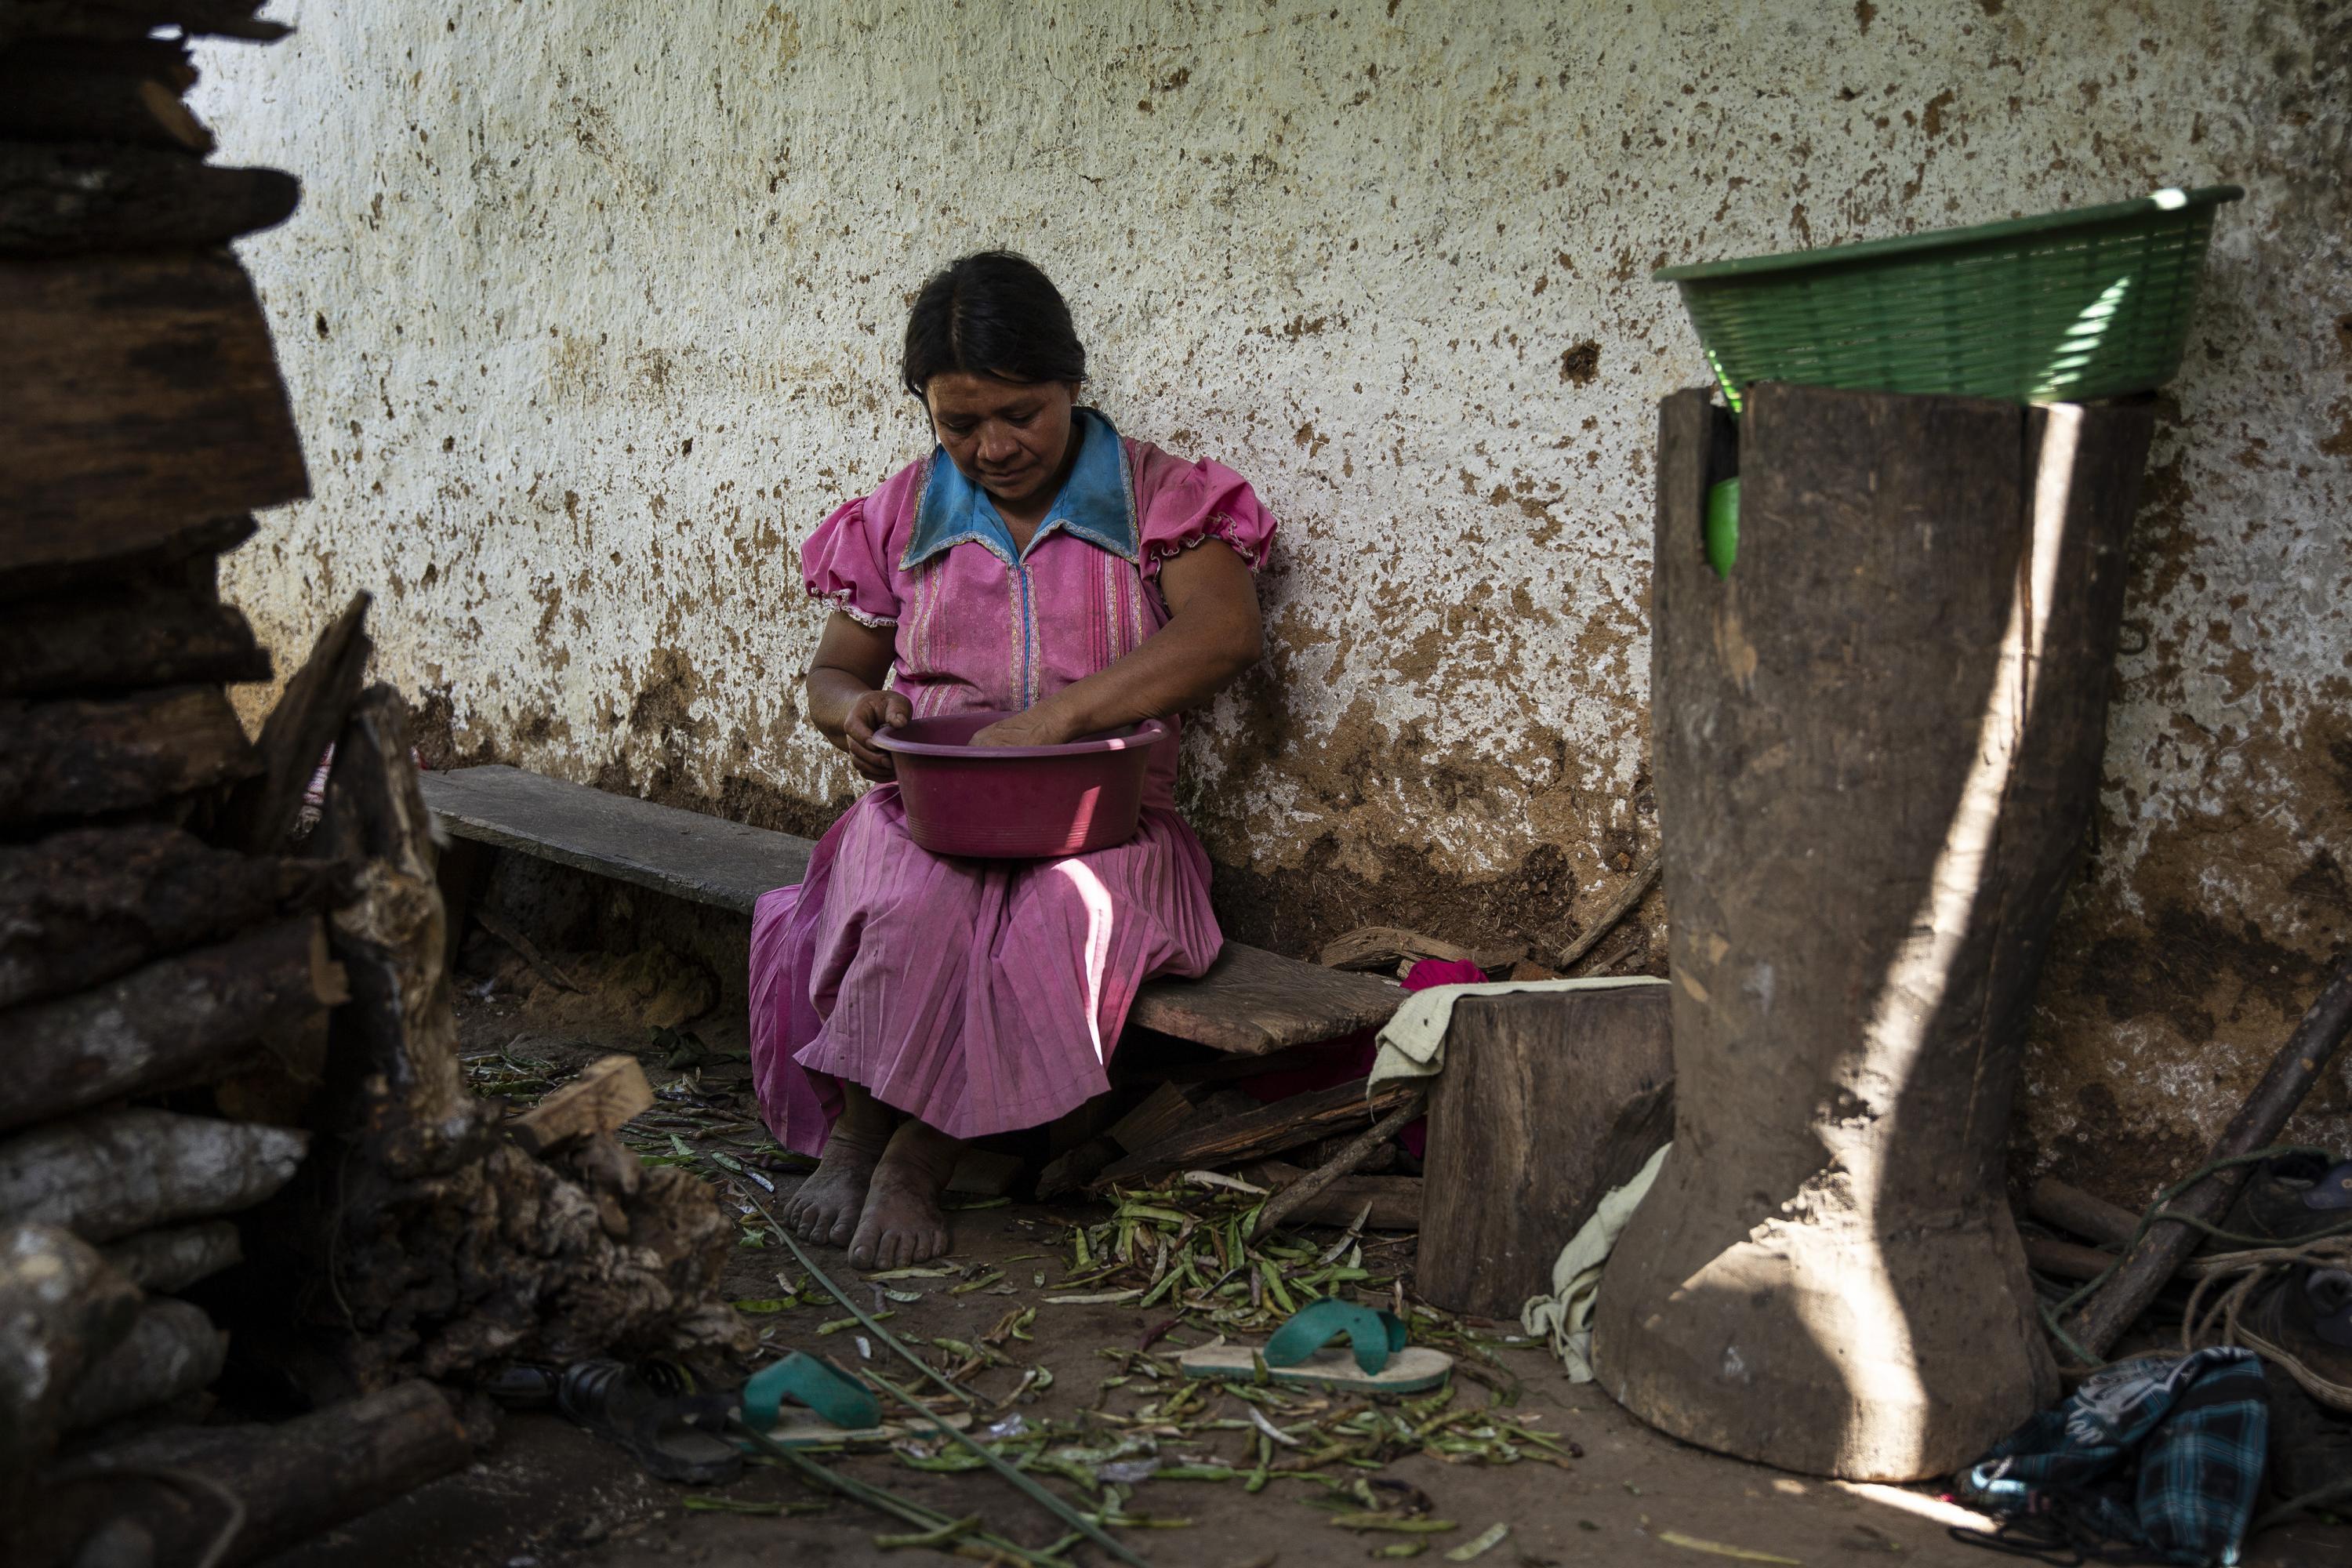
263, 951, 2350, 1568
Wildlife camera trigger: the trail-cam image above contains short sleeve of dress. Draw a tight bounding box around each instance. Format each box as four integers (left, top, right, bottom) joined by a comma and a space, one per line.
1134, 448, 1277, 582
800, 497, 900, 628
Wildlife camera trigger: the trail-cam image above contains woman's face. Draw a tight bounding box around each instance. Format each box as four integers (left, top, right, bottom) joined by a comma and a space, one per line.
924, 372, 1079, 511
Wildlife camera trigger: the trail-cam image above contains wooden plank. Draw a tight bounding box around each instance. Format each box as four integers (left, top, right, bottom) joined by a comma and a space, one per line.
1417, 989, 1675, 1318
1131, 943, 1400, 1054
419, 764, 814, 915
416, 764, 1399, 1054
1092, 1078, 1419, 1187
0, 249, 307, 561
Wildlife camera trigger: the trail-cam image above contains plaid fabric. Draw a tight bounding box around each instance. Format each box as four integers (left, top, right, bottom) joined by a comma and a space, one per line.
1959, 1348, 2270, 1566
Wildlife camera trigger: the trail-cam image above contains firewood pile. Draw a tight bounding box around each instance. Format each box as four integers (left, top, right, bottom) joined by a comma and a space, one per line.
1, 6, 746, 1564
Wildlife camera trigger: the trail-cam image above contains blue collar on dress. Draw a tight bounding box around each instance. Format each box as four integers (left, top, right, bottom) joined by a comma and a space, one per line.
901, 407, 1137, 570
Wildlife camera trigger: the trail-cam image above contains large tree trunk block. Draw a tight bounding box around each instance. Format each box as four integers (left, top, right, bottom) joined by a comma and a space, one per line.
1419, 985, 1674, 1319
0, 143, 299, 254
0, 572, 269, 699
1592, 384, 2154, 1481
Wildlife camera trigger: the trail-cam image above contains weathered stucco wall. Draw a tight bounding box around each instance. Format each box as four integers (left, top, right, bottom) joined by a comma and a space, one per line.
196, 1, 2351, 1193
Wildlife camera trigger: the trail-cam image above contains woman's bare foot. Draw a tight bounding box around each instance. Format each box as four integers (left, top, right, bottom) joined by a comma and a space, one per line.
781, 1086, 892, 1247
848, 1119, 962, 1270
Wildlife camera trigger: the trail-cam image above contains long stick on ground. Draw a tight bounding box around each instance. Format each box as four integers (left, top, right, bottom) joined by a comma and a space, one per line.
1555, 847, 1662, 973
1249, 1091, 1427, 1240
2060, 953, 2352, 1361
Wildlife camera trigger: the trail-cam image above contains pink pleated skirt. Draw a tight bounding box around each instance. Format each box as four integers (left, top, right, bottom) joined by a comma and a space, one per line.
749, 785, 1223, 1153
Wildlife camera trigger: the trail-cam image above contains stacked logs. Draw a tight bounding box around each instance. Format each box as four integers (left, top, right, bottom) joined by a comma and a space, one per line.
0, 0, 339, 1520
2, 7, 746, 1564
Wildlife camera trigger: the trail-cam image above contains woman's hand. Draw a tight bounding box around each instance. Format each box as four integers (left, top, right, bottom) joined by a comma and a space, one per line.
971, 702, 1083, 749
840, 688, 914, 779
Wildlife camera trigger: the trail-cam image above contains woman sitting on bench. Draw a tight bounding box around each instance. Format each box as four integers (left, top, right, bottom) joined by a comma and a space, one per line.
750, 252, 1274, 1268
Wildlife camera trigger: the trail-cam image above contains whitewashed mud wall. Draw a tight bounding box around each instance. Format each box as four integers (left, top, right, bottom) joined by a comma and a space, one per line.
198, 0, 2351, 1194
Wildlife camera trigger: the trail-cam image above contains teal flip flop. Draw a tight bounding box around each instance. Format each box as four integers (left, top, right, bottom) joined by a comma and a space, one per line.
738, 1352, 971, 1447
1174, 1299, 1452, 1395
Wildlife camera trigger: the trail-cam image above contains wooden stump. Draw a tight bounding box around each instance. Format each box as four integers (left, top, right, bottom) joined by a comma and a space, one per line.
1417, 985, 1674, 1319
1591, 384, 2153, 1480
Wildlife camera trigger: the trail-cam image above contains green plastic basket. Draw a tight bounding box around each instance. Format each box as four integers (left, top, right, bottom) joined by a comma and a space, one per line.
1656, 185, 2241, 414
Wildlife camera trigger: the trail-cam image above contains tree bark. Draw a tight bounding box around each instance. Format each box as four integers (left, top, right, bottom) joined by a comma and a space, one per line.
0, 825, 340, 1011
0, 579, 268, 699
0, 142, 298, 255
1, 916, 348, 1134
60, 1298, 226, 1432
0, 686, 256, 824
100, 1221, 241, 1294
27, 1381, 470, 1568
1595, 387, 2151, 1481
0, 1224, 141, 1491
0, 250, 307, 557
218, 593, 372, 855
0, 1110, 308, 1244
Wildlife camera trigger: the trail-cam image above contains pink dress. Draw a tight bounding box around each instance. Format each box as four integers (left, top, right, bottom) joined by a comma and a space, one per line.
749, 411, 1276, 1152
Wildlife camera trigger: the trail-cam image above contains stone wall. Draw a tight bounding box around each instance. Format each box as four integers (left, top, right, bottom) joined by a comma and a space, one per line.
195, 0, 2352, 1194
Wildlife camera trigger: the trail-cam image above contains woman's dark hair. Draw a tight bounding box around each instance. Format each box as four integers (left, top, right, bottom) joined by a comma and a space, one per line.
901, 251, 1087, 399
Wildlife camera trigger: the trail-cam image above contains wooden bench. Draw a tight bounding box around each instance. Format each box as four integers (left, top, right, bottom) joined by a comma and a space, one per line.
417, 764, 1402, 1055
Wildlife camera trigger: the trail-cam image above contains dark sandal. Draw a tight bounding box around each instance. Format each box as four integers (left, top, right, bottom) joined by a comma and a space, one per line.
555, 1359, 743, 1484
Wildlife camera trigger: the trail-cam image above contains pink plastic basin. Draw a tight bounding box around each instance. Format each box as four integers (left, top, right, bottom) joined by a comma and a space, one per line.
873, 711, 1172, 859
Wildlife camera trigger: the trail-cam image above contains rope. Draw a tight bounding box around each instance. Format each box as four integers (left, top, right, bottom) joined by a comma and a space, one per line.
2037, 1144, 2337, 1373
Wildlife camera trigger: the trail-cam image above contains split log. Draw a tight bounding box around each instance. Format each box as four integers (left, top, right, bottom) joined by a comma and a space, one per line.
2, 916, 347, 1133
60, 1298, 226, 1432
1250, 1091, 1427, 1240
0, 686, 256, 823
30, 1381, 470, 1568
0, 581, 268, 699
506, 1054, 655, 1157
99, 1222, 241, 1294
1419, 987, 1675, 1318
0, 250, 307, 561
1092, 1079, 1421, 1188
0, 1110, 308, 1243
0, 60, 213, 151
1105, 1082, 1197, 1152
0, 826, 341, 1011
0, 143, 297, 254
219, 594, 372, 855
0, 514, 255, 604
2060, 952, 2352, 1361
2027, 1176, 2143, 1251
1241, 1165, 1423, 1230
0, 1225, 141, 1490
251, 688, 746, 1393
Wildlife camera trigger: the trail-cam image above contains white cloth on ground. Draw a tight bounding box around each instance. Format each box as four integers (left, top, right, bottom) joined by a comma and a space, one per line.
1521, 1139, 1671, 1381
